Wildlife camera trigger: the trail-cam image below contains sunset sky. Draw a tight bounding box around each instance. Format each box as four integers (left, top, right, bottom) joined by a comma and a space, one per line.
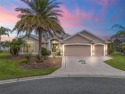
0, 0, 125, 39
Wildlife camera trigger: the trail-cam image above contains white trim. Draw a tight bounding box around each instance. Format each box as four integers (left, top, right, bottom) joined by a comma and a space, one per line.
64, 33, 94, 42
64, 43, 92, 46
91, 44, 95, 56
50, 38, 59, 41
91, 45, 92, 56
94, 43, 105, 45
79, 34, 95, 42
78, 30, 106, 42
104, 44, 106, 56
63, 45, 64, 56
104, 44, 108, 56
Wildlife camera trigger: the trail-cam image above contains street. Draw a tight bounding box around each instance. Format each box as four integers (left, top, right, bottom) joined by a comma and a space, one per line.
0, 77, 125, 94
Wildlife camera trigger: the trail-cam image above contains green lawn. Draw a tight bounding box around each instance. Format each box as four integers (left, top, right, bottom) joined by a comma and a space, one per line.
105, 52, 125, 71
0, 52, 59, 80
0, 52, 11, 59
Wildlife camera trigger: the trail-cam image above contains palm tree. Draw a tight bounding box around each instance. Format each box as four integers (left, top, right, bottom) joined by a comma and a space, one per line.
13, 0, 64, 55
111, 24, 125, 40
0, 26, 11, 50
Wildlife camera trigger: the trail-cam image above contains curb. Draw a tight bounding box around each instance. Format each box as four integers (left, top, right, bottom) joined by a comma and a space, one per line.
1, 74, 125, 85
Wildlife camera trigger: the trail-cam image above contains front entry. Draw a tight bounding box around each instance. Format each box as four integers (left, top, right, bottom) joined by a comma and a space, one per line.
51, 39, 59, 52
52, 44, 59, 52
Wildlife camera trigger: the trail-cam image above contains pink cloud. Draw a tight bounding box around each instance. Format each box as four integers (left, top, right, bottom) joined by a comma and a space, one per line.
93, 0, 116, 23
59, 6, 94, 34
94, 0, 116, 8
0, 7, 19, 27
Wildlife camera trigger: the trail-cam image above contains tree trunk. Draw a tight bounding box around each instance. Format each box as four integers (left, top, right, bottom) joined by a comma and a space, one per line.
38, 30, 42, 55
0, 36, 1, 51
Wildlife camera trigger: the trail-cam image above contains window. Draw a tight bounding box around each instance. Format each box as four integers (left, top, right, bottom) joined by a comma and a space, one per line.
24, 41, 34, 52
51, 40, 59, 52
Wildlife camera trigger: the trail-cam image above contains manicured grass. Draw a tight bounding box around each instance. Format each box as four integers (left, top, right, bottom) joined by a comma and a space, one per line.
105, 52, 125, 71
0, 52, 11, 59
0, 52, 59, 80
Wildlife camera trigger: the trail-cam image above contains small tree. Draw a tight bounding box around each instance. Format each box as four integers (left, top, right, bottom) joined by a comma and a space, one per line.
108, 41, 115, 55
121, 44, 125, 54
111, 24, 125, 42
3, 38, 26, 56
41, 47, 51, 56
0, 26, 11, 51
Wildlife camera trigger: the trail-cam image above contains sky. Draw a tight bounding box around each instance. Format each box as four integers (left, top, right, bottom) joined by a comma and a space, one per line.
0, 0, 125, 39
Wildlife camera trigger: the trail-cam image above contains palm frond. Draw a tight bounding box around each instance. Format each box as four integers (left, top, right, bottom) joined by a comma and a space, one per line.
112, 24, 125, 30
0, 26, 11, 36
14, 0, 65, 52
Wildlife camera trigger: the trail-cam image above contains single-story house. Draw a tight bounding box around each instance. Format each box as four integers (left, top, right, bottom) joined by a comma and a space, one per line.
20, 30, 108, 56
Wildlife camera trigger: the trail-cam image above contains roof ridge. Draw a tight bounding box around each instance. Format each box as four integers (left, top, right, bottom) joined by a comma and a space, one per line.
79, 30, 106, 42
78, 33, 93, 41
64, 33, 95, 43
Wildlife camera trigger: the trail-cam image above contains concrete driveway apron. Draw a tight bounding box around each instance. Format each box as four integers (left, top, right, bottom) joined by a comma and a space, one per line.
50, 56, 125, 77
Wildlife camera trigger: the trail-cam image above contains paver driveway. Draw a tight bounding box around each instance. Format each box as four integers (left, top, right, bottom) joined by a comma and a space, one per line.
50, 56, 125, 77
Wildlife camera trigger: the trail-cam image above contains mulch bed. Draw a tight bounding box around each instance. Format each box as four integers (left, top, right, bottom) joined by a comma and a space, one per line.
6, 55, 62, 70
19, 57, 62, 70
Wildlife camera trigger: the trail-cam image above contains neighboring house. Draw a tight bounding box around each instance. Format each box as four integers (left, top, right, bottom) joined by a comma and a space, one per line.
0, 36, 14, 51
20, 30, 108, 56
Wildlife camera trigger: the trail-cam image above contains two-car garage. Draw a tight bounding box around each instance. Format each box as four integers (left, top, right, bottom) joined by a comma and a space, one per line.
63, 32, 107, 57
64, 44, 105, 56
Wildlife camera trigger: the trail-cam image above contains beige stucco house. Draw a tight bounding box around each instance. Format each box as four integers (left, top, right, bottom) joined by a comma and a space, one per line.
20, 30, 108, 56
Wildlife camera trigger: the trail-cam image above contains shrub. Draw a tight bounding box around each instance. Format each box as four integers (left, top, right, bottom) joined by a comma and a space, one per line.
35, 54, 44, 60
20, 59, 29, 64
41, 47, 51, 56
52, 52, 56, 59
121, 44, 125, 53
41, 47, 47, 56
0, 50, 3, 53
108, 42, 115, 55
56, 49, 61, 56
3, 38, 26, 56
47, 50, 51, 56
24, 49, 33, 64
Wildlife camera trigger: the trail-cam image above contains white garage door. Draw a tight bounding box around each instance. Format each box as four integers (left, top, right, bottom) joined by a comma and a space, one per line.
64, 45, 91, 56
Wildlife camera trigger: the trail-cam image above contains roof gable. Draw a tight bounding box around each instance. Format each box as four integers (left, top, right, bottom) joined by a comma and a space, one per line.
79, 30, 106, 43
63, 33, 95, 43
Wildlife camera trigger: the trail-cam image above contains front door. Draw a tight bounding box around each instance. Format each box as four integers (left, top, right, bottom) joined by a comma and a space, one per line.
52, 44, 59, 52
